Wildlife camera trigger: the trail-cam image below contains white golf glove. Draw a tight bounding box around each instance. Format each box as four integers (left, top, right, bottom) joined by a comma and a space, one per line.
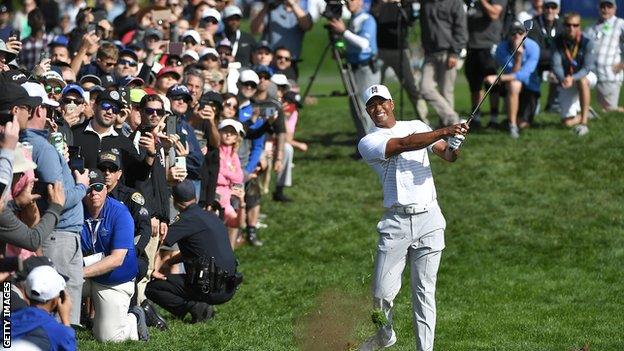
448, 134, 465, 151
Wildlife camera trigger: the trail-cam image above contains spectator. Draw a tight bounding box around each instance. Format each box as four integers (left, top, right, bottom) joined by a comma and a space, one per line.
326, 0, 378, 151
221, 93, 239, 120
197, 8, 221, 48
517, 0, 543, 23
192, 92, 221, 207
18, 8, 53, 71
465, 0, 508, 128
43, 71, 67, 104
0, 4, 14, 42
76, 42, 119, 83
182, 69, 206, 108
217, 5, 256, 67
113, 0, 141, 38
271, 46, 297, 81
527, 0, 564, 113
80, 169, 149, 342
251, 0, 313, 60
420, 0, 467, 127
155, 67, 181, 95
115, 49, 140, 81
586, 0, 624, 112
251, 41, 274, 67
181, 30, 202, 53
49, 35, 72, 65
552, 12, 596, 136
11, 265, 76, 350
486, 21, 540, 138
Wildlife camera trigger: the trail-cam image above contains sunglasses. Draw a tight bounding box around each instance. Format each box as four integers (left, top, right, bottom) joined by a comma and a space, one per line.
544, 3, 558, 9
210, 80, 225, 85
118, 59, 138, 67
201, 18, 219, 26
241, 82, 257, 89
17, 105, 33, 114
258, 74, 271, 80
89, 183, 105, 193
204, 55, 219, 61
564, 22, 580, 28
45, 85, 63, 94
600, 2, 614, 8
223, 101, 238, 109
144, 107, 165, 116
276, 55, 291, 62
103, 61, 116, 67
98, 165, 119, 173
183, 39, 197, 45
100, 101, 120, 113
171, 96, 189, 102
62, 97, 84, 105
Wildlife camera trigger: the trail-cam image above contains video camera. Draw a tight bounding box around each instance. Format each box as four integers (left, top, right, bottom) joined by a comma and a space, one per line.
322, 0, 344, 20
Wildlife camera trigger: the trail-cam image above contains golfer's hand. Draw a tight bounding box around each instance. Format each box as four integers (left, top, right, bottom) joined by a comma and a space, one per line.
447, 135, 465, 151
444, 122, 469, 137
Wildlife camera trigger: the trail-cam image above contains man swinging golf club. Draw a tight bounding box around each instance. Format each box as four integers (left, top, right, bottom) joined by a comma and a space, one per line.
357, 84, 468, 351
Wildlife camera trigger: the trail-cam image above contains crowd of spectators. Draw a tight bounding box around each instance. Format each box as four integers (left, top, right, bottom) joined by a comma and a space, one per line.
0, 0, 620, 348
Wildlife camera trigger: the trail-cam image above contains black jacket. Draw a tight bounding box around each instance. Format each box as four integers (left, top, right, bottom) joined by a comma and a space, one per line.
108, 182, 151, 255
528, 15, 564, 72
419, 0, 468, 55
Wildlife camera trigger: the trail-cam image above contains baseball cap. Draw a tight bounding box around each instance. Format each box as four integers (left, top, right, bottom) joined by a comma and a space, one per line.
255, 40, 272, 52
145, 28, 163, 40
201, 8, 222, 22
119, 48, 139, 62
181, 30, 201, 44
200, 91, 223, 106
0, 39, 17, 63
283, 91, 303, 108
4, 69, 27, 84
218, 119, 245, 136
270, 74, 290, 88
181, 50, 199, 61
118, 75, 145, 87
44, 71, 67, 88
253, 65, 273, 77
88, 168, 106, 186
98, 151, 121, 170
157, 67, 181, 80
544, 0, 559, 6
62, 83, 85, 99
223, 5, 243, 19
199, 47, 219, 59
0, 83, 42, 111
95, 90, 123, 108
239, 70, 259, 85
79, 74, 102, 86
48, 35, 69, 48
24, 265, 66, 303
362, 84, 392, 105
601, 0, 616, 4
167, 84, 192, 101
21, 82, 60, 107
172, 179, 196, 202
129, 88, 147, 104
15, 256, 56, 282
508, 20, 526, 36
217, 38, 232, 49
13, 143, 38, 173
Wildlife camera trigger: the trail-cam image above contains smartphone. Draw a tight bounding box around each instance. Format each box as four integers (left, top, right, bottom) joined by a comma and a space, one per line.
0, 257, 22, 272
178, 131, 187, 147
175, 156, 186, 170
168, 42, 184, 56
68, 157, 85, 173
262, 107, 276, 119
118, 86, 130, 106
87, 23, 97, 34
39, 50, 49, 62
33, 181, 53, 197
67, 145, 81, 158
9, 29, 20, 41
0, 113, 12, 126
153, 9, 172, 23
138, 124, 153, 136
166, 115, 177, 135
65, 102, 77, 114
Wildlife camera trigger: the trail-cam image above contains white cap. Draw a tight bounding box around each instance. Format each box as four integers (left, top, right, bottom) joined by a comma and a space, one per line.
13, 143, 37, 174
21, 82, 60, 107
362, 84, 392, 105
223, 5, 243, 19
202, 8, 222, 22
199, 47, 219, 59
270, 73, 290, 88
43, 71, 66, 88
181, 50, 199, 61
181, 30, 201, 45
218, 118, 245, 136
24, 265, 66, 303
239, 70, 259, 84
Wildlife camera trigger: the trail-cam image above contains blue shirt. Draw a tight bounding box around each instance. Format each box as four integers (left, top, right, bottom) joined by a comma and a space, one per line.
177, 118, 204, 180
20, 129, 86, 233
263, 3, 310, 59
346, 10, 378, 64
239, 102, 267, 175
495, 37, 541, 93
81, 197, 138, 286
11, 307, 77, 351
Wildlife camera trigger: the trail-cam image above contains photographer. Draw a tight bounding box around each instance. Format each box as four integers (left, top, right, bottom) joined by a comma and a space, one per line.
250, 0, 313, 61
326, 0, 379, 145
146, 179, 241, 324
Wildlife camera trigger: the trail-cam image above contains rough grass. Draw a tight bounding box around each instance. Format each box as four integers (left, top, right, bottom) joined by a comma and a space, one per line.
76, 24, 624, 350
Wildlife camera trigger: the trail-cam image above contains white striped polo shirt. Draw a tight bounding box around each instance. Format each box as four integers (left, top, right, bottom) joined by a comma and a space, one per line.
358, 120, 442, 209
586, 16, 624, 82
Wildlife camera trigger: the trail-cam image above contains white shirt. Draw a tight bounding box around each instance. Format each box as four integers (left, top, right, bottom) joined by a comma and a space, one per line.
85, 120, 119, 141
586, 16, 624, 82
358, 120, 441, 209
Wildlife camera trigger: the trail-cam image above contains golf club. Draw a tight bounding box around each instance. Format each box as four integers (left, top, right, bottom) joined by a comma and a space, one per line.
464, 19, 535, 126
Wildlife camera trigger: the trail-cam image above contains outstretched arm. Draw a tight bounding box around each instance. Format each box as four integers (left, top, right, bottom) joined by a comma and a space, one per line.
385, 123, 468, 159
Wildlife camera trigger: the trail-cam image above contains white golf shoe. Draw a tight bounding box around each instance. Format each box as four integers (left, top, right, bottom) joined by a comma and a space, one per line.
359, 329, 397, 351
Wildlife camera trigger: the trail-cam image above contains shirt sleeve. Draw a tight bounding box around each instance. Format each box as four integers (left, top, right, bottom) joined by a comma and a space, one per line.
358, 133, 390, 163
111, 206, 136, 250
572, 39, 595, 81
513, 40, 539, 83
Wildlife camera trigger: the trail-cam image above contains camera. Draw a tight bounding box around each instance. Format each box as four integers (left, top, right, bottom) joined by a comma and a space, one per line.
263, 0, 282, 10
322, 0, 344, 20
220, 58, 229, 69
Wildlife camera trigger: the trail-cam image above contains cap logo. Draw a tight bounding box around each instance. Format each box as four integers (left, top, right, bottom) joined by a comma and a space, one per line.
89, 170, 97, 179
101, 154, 116, 161
110, 91, 120, 100
110, 148, 120, 155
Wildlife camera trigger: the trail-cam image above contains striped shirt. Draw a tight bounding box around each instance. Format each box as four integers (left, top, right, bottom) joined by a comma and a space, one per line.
586, 16, 624, 82
358, 120, 442, 209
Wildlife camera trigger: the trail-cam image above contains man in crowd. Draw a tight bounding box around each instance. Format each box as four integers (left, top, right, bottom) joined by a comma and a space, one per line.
486, 21, 540, 138
76, 42, 119, 83
271, 46, 297, 81
552, 12, 596, 136
218, 5, 256, 67
18, 8, 52, 71
146, 180, 241, 323
420, 0, 467, 127
465, 0, 508, 128
357, 84, 468, 351
586, 0, 624, 112
326, 0, 378, 154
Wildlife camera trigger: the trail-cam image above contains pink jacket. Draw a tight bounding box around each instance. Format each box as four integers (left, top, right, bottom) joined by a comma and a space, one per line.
216, 144, 244, 225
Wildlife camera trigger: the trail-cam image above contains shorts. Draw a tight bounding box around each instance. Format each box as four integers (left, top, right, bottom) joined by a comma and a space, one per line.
464, 48, 498, 93
495, 84, 540, 123
596, 81, 622, 110
244, 178, 261, 208
559, 71, 597, 119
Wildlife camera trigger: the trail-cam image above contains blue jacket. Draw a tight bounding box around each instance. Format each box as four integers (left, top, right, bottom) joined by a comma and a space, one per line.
20, 129, 86, 233
176, 117, 204, 180
11, 307, 77, 351
346, 10, 378, 64
81, 197, 138, 285
495, 37, 541, 93
239, 102, 266, 175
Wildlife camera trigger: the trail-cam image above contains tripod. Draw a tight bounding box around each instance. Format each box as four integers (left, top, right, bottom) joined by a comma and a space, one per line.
301, 31, 366, 126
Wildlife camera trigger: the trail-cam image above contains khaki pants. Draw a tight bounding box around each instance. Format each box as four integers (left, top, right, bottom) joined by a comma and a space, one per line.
420, 52, 460, 126
83, 279, 138, 342
136, 235, 161, 304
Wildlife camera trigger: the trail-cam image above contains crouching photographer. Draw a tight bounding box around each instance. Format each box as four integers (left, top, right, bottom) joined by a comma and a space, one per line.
145, 180, 242, 324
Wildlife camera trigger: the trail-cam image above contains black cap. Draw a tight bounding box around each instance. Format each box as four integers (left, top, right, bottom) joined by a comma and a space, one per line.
98, 151, 121, 170
283, 91, 303, 108
101, 74, 116, 88
199, 91, 222, 106
119, 48, 138, 62
172, 179, 196, 202
0, 83, 42, 111
95, 89, 123, 108
88, 169, 106, 185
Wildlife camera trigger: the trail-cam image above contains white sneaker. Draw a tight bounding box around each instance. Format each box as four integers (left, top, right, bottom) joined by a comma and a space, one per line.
509, 124, 520, 139
359, 330, 397, 351
575, 124, 589, 136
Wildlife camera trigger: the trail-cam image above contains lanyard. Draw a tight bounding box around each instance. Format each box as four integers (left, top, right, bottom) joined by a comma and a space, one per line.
231, 30, 241, 58
86, 218, 102, 250
563, 34, 581, 75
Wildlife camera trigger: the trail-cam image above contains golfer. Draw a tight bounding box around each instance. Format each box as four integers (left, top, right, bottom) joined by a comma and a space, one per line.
357, 84, 468, 351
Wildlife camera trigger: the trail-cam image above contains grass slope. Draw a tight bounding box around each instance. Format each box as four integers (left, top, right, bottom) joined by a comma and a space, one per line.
77, 24, 624, 350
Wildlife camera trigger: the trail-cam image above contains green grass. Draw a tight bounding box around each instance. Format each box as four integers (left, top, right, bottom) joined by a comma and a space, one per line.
77, 24, 624, 350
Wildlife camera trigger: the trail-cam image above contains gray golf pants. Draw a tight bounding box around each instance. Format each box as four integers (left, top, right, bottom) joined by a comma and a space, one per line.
276, 143, 293, 187
372, 205, 446, 351
420, 52, 459, 126
42, 230, 84, 325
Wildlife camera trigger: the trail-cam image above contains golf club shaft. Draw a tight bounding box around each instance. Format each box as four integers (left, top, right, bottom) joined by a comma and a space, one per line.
465, 34, 530, 126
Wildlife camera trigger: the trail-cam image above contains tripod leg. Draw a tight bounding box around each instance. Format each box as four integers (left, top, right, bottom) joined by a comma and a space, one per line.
301, 43, 332, 102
